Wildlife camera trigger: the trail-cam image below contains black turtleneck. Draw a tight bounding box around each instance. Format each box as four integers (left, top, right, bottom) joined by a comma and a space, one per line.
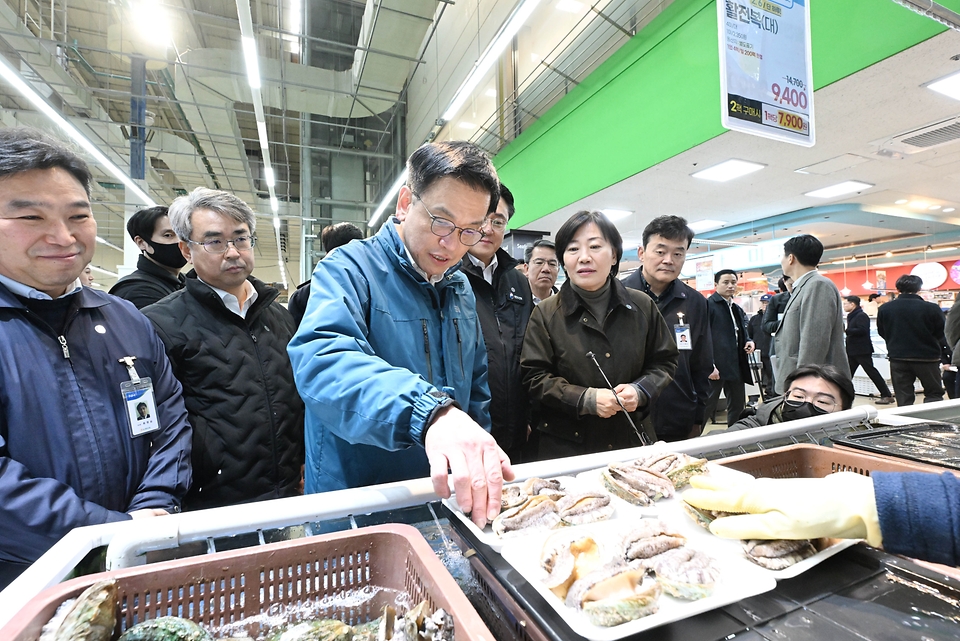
571, 278, 612, 325
16, 294, 77, 334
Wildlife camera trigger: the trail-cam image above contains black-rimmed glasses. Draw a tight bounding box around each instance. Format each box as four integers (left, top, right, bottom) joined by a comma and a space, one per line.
413, 194, 485, 246
187, 236, 256, 254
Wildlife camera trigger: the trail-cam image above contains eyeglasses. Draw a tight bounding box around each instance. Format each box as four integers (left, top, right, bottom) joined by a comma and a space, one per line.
187, 236, 256, 254
483, 217, 507, 231
784, 388, 837, 412
530, 258, 559, 268
413, 194, 485, 246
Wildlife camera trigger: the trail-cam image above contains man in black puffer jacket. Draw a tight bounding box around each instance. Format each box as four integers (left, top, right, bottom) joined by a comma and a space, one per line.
144, 187, 304, 510
461, 184, 534, 462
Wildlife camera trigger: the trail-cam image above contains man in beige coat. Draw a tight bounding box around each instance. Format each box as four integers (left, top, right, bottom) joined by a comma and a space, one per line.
773, 235, 850, 393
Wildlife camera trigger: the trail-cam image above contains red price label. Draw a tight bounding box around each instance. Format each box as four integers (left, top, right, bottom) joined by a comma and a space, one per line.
771, 83, 808, 111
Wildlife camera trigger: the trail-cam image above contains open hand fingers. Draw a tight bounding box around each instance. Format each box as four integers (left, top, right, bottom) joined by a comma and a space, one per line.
428, 450, 453, 500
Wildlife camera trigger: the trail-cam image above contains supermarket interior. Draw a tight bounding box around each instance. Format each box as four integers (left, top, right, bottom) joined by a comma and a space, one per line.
3, 1, 960, 640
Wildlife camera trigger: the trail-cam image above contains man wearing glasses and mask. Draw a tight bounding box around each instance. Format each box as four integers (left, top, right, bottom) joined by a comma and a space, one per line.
289, 141, 514, 530
461, 183, 533, 463
717, 364, 853, 432
144, 187, 304, 511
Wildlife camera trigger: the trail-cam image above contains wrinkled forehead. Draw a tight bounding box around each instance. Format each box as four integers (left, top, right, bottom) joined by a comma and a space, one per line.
530, 246, 557, 261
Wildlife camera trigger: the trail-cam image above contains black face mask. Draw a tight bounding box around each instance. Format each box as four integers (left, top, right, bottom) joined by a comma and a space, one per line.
780, 398, 829, 422
144, 238, 187, 269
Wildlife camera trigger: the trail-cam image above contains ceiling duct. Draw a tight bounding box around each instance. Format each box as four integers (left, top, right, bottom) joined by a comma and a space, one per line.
873, 115, 960, 153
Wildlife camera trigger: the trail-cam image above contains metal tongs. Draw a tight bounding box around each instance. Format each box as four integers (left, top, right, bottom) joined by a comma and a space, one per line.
586, 351, 651, 446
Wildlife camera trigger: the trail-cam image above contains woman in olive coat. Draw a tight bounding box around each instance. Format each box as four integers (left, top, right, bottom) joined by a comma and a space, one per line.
521, 211, 679, 459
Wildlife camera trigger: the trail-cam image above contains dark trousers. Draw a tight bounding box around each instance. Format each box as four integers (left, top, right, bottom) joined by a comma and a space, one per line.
889, 359, 944, 406
759, 353, 775, 399
704, 378, 746, 426
847, 352, 892, 398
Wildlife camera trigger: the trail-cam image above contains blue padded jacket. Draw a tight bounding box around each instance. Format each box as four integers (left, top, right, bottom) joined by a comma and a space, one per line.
288, 220, 491, 492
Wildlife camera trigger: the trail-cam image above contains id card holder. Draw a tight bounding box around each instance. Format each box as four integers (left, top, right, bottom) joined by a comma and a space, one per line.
119, 356, 160, 438
674, 324, 692, 350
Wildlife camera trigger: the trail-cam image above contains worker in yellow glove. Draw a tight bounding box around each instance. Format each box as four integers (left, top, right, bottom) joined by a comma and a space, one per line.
683, 469, 960, 566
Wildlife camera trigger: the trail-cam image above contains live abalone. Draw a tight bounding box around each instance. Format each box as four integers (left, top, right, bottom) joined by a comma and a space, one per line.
742, 538, 817, 570
621, 518, 686, 561
601, 463, 674, 506
646, 547, 720, 600
492, 494, 561, 536
40, 580, 117, 641
565, 563, 662, 627
629, 452, 708, 488
556, 491, 614, 526
119, 616, 213, 641
540, 532, 603, 599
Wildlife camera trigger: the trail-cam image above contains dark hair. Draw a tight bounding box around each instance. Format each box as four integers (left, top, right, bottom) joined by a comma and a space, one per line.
321, 222, 364, 253
844, 295, 861, 306
867, 293, 880, 302
777, 276, 790, 293
555, 211, 623, 277
0, 127, 92, 196
783, 364, 855, 411
714, 268, 738, 284
498, 183, 515, 219
783, 234, 823, 267
524, 239, 556, 263
127, 206, 170, 242
407, 141, 499, 214
896, 274, 922, 294
642, 215, 695, 249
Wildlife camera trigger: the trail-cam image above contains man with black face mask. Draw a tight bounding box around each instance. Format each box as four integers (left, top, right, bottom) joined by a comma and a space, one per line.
716, 364, 854, 432
110, 205, 187, 308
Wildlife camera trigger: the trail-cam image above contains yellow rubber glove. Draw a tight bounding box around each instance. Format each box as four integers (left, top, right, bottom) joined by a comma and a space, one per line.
682, 472, 883, 547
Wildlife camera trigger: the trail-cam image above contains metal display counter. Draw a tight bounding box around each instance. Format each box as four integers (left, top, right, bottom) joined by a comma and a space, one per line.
2, 401, 959, 639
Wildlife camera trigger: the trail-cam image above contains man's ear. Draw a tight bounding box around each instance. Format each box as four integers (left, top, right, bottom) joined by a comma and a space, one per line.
179, 240, 192, 264
134, 235, 149, 253
395, 185, 414, 222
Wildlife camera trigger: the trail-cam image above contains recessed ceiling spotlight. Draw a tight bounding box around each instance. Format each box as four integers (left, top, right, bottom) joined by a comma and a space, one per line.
601, 209, 633, 221
945, 207, 956, 213
930, 205, 942, 210
803, 181, 874, 199
885, 251, 893, 257
895, 199, 908, 205
691, 159, 766, 182
927, 70, 960, 101
909, 200, 930, 209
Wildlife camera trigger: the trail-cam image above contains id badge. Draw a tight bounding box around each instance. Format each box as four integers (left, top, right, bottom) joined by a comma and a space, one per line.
121, 378, 160, 437
675, 324, 692, 351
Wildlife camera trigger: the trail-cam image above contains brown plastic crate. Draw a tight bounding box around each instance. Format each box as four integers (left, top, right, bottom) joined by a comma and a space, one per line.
717, 443, 952, 479
2, 523, 494, 641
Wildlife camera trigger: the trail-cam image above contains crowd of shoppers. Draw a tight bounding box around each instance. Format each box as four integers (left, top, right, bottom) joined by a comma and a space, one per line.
5, 125, 960, 589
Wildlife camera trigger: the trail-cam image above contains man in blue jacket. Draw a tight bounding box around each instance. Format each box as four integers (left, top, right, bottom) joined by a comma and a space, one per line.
288, 141, 514, 528
0, 127, 192, 588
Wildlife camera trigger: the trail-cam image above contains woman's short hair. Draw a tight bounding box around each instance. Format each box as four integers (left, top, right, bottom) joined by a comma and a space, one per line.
554, 210, 623, 277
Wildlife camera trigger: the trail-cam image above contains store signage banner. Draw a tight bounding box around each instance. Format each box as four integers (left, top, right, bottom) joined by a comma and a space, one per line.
717, 0, 815, 147
695, 258, 715, 290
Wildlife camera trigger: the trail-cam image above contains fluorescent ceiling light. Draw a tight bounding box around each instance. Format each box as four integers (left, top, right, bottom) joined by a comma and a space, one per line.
95, 236, 124, 252
929, 204, 942, 210
557, 0, 584, 12
288, 0, 302, 35
256, 121, 269, 147
945, 207, 956, 213
872, 262, 904, 268
272, 216, 281, 229
601, 209, 632, 221
242, 37, 261, 89
442, 0, 543, 121
691, 159, 766, 182
927, 70, 960, 101
688, 219, 725, 233
895, 199, 908, 205
270, 196, 279, 213
369, 169, 409, 228
803, 181, 873, 199
928, 246, 958, 253
89, 265, 119, 277
0, 56, 156, 207
828, 258, 855, 265
264, 166, 275, 187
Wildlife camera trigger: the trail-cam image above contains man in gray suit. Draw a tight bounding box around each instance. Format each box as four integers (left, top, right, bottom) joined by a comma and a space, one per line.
773, 235, 850, 393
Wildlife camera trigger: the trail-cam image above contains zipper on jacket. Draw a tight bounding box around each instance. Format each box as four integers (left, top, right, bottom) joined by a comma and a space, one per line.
453, 318, 464, 377
58, 335, 70, 359
249, 326, 282, 495
421, 320, 433, 382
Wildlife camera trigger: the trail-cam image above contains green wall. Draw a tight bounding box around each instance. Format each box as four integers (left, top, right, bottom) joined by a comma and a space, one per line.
497, 0, 954, 228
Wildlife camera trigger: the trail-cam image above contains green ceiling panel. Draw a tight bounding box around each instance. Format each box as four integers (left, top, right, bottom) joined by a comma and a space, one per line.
497, 0, 952, 229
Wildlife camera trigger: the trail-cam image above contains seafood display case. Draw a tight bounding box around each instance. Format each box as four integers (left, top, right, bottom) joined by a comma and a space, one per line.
3, 402, 960, 640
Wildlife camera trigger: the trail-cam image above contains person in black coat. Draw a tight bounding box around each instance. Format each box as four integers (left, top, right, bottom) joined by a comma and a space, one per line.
747, 294, 775, 399
842, 295, 894, 403
704, 269, 755, 426
287, 222, 364, 326
462, 184, 534, 462
623, 215, 713, 441
109, 206, 186, 308
143, 188, 304, 510
877, 275, 946, 406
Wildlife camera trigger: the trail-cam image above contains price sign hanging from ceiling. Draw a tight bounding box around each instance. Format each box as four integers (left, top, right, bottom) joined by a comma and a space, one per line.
717, 0, 815, 147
